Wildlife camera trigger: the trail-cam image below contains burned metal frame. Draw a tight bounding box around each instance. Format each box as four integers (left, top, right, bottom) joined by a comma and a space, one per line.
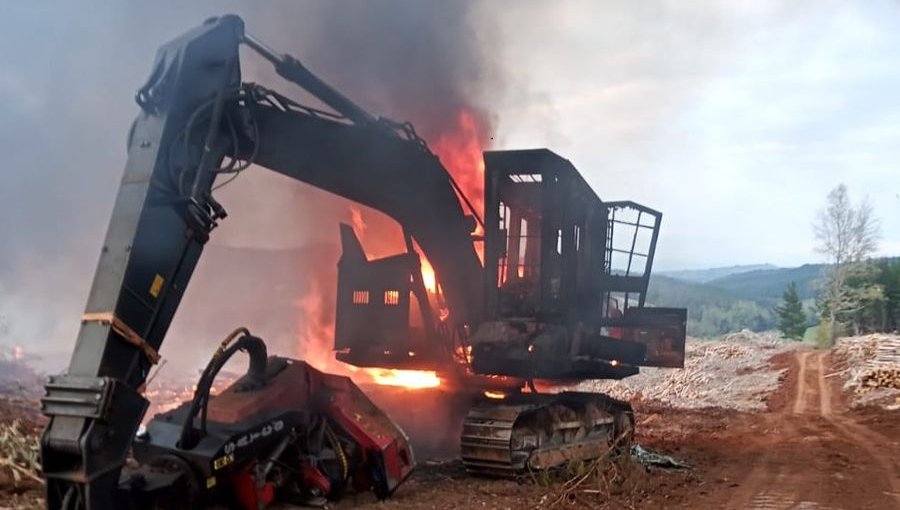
482, 149, 662, 327
473, 149, 685, 380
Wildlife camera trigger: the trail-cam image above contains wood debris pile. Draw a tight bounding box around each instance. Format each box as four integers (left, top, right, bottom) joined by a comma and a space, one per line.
578, 330, 800, 411
0, 419, 41, 489
833, 333, 900, 406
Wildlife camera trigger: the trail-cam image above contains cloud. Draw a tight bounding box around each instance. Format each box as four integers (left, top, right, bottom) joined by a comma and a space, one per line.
489, 0, 900, 269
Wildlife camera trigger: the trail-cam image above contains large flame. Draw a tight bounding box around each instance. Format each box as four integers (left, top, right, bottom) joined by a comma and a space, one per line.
431, 108, 488, 263
432, 108, 488, 222
294, 108, 491, 391
420, 255, 437, 294
295, 276, 443, 390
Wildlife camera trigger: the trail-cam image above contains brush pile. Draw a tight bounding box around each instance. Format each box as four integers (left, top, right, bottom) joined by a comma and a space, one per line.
0, 420, 41, 486
833, 333, 900, 407
578, 330, 800, 411
529, 433, 650, 510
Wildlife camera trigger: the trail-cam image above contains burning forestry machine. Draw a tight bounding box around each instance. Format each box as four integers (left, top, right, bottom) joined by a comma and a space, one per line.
40, 15, 686, 510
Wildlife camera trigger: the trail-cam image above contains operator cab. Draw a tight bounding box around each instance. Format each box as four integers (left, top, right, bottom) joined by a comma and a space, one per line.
470, 149, 687, 379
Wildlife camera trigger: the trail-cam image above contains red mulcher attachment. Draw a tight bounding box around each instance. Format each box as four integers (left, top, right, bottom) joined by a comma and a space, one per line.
131, 334, 414, 509
312, 367, 417, 496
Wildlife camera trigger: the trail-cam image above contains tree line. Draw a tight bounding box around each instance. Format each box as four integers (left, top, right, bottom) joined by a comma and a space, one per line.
776, 184, 897, 342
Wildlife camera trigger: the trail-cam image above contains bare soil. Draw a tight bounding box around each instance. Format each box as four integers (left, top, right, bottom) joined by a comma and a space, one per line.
334, 350, 900, 510
3, 349, 899, 509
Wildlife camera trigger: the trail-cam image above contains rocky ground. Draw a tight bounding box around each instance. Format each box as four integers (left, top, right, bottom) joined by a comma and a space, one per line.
2, 333, 899, 509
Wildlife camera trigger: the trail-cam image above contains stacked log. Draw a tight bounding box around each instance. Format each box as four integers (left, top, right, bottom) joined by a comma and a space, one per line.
834, 333, 900, 396
862, 368, 900, 390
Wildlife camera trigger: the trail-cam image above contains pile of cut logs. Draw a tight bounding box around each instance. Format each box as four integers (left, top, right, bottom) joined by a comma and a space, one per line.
862, 368, 900, 389
835, 334, 900, 393
862, 335, 900, 389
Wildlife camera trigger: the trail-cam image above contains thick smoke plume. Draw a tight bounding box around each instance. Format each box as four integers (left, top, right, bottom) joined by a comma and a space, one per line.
2, 3, 501, 454
0, 2, 500, 363
252, 1, 497, 223
209, 0, 499, 364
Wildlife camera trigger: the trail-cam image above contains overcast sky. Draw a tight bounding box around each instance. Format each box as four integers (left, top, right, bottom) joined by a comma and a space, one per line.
1, 1, 898, 353
487, 0, 900, 269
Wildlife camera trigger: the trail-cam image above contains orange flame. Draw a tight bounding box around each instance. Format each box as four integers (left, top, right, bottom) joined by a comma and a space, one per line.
293, 108, 491, 392
349, 205, 367, 235
431, 108, 488, 263
484, 390, 507, 400
295, 274, 443, 390
367, 369, 441, 389
419, 251, 437, 294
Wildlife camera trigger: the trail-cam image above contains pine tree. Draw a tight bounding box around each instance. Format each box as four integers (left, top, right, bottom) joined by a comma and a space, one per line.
776, 281, 806, 340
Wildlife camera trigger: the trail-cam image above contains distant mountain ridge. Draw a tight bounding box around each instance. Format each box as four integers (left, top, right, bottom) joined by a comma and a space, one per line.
649, 258, 897, 336
649, 263, 825, 336
707, 264, 826, 300
658, 264, 780, 283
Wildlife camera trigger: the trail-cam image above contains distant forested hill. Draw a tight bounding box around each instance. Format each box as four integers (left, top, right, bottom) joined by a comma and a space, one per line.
658, 264, 779, 283
648, 264, 828, 337
646, 275, 777, 337
647, 275, 744, 311
648, 258, 897, 337
707, 264, 825, 300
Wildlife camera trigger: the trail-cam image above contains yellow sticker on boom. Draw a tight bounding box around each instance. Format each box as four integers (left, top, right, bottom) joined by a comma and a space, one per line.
213, 453, 234, 471
149, 274, 165, 298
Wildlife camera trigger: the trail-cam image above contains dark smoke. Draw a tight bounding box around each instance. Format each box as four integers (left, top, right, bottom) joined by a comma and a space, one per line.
203, 1, 501, 368
3, 2, 505, 461
0, 2, 501, 369
252, 1, 497, 141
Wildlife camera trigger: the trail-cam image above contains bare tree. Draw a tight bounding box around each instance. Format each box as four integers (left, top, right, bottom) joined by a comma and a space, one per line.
813, 184, 880, 345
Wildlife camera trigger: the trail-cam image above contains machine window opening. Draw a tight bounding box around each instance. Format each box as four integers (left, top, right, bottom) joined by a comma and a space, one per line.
352, 290, 369, 305
384, 290, 400, 305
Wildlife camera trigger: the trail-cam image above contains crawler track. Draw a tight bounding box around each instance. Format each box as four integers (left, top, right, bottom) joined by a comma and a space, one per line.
460, 392, 634, 478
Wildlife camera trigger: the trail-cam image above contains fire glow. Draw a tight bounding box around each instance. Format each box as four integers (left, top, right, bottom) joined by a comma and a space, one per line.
367, 368, 441, 389
420, 255, 437, 293
432, 108, 488, 220
292, 107, 492, 393
432, 108, 489, 263
483, 390, 506, 400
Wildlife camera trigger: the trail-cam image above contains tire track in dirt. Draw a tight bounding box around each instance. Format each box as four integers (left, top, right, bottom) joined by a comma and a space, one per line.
791, 350, 811, 415
811, 351, 900, 504
725, 349, 898, 509
725, 351, 809, 510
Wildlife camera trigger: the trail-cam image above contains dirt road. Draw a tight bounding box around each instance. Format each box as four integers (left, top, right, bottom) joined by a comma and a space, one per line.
720, 350, 899, 509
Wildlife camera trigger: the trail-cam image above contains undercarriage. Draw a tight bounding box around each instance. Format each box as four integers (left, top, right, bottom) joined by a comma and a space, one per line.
461, 392, 634, 478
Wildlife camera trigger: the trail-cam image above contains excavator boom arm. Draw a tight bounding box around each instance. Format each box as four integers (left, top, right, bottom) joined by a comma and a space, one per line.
40, 15, 480, 509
